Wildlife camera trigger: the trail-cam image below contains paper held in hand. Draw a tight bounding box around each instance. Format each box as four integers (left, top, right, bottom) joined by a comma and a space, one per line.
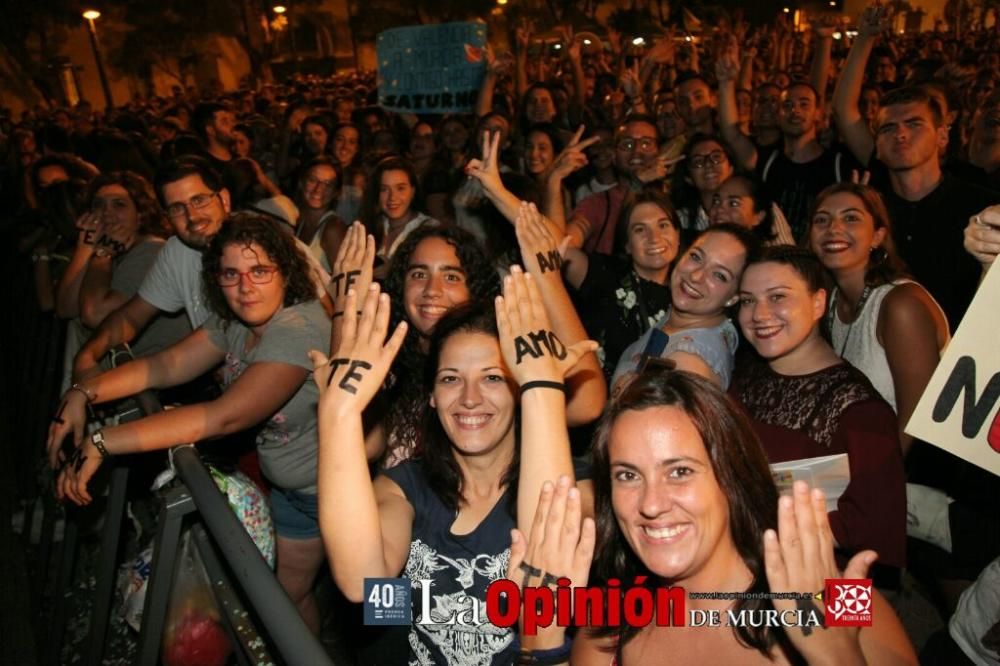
771, 454, 849, 513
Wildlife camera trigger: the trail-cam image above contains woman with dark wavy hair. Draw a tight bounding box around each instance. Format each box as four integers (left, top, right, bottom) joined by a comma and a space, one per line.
567, 370, 915, 665
50, 213, 331, 634
379, 223, 501, 466
312, 272, 594, 665
806, 183, 949, 456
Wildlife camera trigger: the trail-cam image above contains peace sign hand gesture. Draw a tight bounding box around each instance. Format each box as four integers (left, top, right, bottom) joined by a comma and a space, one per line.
310, 284, 407, 418
547, 125, 599, 182
465, 129, 504, 197
495, 266, 596, 388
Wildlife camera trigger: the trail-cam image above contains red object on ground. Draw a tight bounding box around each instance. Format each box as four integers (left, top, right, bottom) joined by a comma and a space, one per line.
162, 611, 232, 666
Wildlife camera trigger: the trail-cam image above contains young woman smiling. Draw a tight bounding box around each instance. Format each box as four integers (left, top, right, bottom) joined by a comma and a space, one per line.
560, 190, 681, 381
732, 246, 907, 577
807, 183, 948, 456
49, 214, 331, 632
312, 270, 595, 665
361, 156, 437, 267
562, 371, 916, 665
611, 224, 760, 391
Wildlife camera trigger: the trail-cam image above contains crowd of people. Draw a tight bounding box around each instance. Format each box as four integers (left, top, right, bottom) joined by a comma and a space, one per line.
5, 2, 1000, 663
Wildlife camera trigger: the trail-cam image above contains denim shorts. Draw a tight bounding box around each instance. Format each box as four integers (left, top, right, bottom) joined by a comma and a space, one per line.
268, 487, 320, 540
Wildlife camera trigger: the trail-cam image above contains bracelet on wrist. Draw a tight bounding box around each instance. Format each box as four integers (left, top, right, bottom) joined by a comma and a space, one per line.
519, 380, 566, 395
69, 383, 96, 403
31, 253, 51, 263
90, 429, 111, 459
516, 635, 572, 665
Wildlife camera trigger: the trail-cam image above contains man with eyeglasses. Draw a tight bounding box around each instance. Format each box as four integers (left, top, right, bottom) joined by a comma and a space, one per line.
72, 157, 231, 380
563, 115, 669, 254
73, 157, 333, 381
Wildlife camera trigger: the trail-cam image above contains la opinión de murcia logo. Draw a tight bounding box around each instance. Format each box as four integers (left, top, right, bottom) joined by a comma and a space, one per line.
824, 578, 873, 627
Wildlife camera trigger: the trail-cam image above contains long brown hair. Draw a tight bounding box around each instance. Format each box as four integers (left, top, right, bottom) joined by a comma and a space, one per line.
806, 182, 908, 287
590, 370, 787, 657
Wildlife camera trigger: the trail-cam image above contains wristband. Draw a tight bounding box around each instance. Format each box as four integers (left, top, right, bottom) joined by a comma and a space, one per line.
69, 383, 96, 403
519, 380, 566, 395
516, 635, 572, 665
91, 430, 111, 459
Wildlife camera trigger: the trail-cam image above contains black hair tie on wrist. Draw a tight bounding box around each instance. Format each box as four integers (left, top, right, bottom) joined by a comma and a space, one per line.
519, 380, 566, 395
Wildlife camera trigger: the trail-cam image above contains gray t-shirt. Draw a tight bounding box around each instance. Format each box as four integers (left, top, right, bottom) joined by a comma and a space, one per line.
612, 310, 739, 390
137, 236, 210, 328
112, 238, 192, 358
204, 300, 331, 493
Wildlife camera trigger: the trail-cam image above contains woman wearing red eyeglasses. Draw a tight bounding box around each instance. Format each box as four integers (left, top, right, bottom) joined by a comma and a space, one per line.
48, 213, 331, 634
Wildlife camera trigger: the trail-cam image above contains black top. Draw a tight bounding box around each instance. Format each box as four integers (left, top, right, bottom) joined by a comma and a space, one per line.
757, 146, 859, 240
880, 173, 997, 330
574, 253, 672, 383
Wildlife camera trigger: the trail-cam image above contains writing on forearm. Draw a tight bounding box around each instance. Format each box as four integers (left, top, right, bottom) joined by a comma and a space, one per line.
96, 234, 127, 256
535, 250, 563, 274
514, 329, 568, 364
330, 270, 361, 297
327, 357, 373, 394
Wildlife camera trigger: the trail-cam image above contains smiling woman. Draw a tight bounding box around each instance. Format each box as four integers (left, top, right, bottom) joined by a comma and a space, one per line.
731, 245, 907, 578
49, 213, 332, 633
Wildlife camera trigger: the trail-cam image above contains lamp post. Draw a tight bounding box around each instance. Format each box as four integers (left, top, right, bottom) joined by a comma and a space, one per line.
274, 4, 298, 71
82, 10, 114, 111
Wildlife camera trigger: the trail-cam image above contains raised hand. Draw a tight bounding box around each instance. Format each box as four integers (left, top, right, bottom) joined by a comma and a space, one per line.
715, 35, 740, 83
330, 221, 375, 314
636, 150, 685, 184
465, 129, 504, 196
515, 201, 569, 277
813, 14, 839, 39
764, 481, 876, 663
507, 475, 595, 646
547, 125, 599, 182
495, 266, 596, 387
620, 59, 642, 99
849, 169, 872, 185
75, 210, 100, 247
311, 284, 407, 417
858, 2, 893, 38
645, 34, 676, 66
515, 20, 532, 53
46, 388, 90, 469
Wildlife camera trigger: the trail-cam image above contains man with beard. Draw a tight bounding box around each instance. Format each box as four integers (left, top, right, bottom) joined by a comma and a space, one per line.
719, 71, 854, 239
301, 115, 332, 159
192, 102, 237, 172
674, 73, 717, 137
72, 157, 232, 380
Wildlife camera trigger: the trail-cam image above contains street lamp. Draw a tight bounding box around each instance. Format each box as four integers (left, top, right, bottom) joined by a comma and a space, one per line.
82, 9, 114, 111
273, 3, 297, 70
273, 5, 286, 13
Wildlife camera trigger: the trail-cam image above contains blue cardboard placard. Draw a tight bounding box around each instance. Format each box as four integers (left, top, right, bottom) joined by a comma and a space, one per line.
363, 577, 412, 626
377, 22, 487, 114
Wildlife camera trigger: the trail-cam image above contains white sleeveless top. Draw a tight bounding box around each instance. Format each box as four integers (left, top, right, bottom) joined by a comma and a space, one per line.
829, 280, 945, 412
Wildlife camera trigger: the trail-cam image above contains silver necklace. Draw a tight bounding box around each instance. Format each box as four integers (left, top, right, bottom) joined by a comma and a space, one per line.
830, 285, 872, 357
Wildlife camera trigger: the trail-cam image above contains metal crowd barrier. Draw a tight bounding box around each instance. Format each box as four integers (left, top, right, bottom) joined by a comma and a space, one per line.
41, 388, 334, 666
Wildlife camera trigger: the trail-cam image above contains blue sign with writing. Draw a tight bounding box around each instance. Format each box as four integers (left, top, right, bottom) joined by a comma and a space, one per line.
377, 21, 487, 114
363, 577, 412, 626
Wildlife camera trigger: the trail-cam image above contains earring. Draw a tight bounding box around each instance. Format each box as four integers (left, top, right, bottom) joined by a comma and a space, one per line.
869, 246, 888, 265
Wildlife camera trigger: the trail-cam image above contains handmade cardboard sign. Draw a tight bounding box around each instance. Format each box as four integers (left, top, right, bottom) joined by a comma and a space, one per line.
907, 261, 1000, 476
377, 22, 487, 114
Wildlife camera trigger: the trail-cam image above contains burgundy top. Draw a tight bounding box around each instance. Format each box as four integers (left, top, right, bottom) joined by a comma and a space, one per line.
731, 360, 906, 569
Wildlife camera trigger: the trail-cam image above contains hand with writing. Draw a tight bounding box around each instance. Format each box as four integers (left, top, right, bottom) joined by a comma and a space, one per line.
330, 221, 375, 315
507, 475, 595, 649
465, 130, 505, 198
546, 126, 599, 183
75, 211, 100, 248
311, 284, 407, 417
57, 436, 104, 506
46, 388, 90, 469
515, 201, 569, 279
94, 212, 135, 258
764, 481, 876, 663
496, 266, 596, 388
